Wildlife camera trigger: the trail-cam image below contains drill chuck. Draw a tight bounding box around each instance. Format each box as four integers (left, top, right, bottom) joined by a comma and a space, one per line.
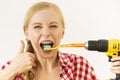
85, 39, 108, 52
85, 39, 120, 52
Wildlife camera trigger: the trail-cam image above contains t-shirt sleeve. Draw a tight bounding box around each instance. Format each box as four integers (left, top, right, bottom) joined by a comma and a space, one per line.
0, 61, 11, 72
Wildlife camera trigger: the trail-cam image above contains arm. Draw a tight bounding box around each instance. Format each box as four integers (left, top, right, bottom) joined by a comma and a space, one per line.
0, 63, 18, 80
0, 40, 36, 80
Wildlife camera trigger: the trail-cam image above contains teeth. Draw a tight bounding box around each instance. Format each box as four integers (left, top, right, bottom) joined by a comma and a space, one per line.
41, 42, 52, 44
40, 41, 53, 50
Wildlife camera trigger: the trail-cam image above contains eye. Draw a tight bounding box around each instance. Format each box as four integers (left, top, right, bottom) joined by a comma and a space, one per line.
34, 26, 42, 29
50, 25, 58, 28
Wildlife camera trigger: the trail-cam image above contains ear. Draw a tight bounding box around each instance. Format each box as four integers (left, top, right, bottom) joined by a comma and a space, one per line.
61, 30, 65, 38
24, 30, 30, 40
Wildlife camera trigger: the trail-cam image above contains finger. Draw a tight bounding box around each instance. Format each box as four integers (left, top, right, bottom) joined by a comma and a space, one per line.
111, 66, 120, 74
18, 40, 25, 53
111, 57, 120, 62
26, 52, 36, 60
111, 61, 120, 67
25, 53, 36, 65
25, 60, 36, 69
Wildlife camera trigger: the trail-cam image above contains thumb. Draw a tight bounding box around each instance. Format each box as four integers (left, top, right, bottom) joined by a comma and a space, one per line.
18, 40, 25, 53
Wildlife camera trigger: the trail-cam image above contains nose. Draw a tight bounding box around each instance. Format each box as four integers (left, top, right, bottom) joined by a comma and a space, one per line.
41, 28, 50, 38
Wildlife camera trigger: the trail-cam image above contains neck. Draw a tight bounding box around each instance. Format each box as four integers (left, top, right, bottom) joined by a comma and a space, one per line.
37, 52, 59, 72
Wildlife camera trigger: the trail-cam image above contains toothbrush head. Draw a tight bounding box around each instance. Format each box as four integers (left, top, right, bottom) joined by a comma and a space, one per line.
43, 45, 53, 50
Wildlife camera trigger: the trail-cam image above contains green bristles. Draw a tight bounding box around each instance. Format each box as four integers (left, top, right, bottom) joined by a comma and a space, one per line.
43, 45, 51, 50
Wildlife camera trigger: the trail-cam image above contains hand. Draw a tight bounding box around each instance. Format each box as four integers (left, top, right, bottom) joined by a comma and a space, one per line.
110, 57, 120, 74
11, 40, 36, 74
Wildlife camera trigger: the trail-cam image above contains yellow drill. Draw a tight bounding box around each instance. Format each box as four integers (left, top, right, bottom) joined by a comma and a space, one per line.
85, 39, 120, 80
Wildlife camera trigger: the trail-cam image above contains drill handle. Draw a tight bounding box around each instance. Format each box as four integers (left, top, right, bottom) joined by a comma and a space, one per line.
107, 52, 120, 80
115, 52, 120, 80
116, 74, 120, 80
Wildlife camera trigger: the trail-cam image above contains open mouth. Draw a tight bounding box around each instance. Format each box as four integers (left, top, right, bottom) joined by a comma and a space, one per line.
40, 41, 53, 51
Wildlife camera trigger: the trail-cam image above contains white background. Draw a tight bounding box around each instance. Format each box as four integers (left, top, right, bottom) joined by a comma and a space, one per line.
0, 0, 120, 80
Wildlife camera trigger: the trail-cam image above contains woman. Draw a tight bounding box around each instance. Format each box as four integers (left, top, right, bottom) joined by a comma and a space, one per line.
0, 1, 97, 80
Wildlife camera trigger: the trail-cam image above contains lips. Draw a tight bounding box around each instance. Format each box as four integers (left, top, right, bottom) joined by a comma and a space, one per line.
40, 41, 53, 50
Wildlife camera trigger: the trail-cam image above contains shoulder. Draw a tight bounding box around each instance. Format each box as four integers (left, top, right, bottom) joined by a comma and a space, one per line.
60, 52, 88, 62
59, 52, 89, 66
59, 52, 97, 80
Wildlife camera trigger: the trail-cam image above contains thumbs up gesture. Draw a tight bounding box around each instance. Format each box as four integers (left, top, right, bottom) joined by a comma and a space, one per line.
11, 40, 36, 74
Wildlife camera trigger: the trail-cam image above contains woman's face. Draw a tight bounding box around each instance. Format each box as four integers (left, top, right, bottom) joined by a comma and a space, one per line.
25, 8, 64, 58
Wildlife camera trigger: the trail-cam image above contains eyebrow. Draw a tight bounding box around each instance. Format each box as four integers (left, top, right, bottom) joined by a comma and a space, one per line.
49, 22, 58, 25
32, 22, 58, 25
32, 23, 42, 25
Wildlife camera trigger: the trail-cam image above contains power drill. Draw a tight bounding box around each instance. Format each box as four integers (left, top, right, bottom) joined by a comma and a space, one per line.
85, 39, 120, 80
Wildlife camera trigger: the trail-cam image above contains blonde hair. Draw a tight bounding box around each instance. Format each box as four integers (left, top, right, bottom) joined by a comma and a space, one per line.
23, 2, 65, 52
